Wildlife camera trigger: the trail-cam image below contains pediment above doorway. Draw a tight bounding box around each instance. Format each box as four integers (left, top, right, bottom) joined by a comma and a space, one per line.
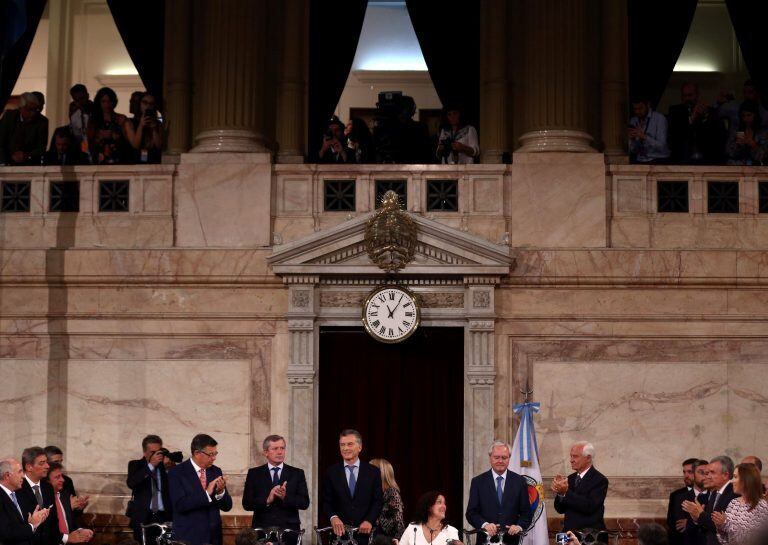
267, 212, 513, 281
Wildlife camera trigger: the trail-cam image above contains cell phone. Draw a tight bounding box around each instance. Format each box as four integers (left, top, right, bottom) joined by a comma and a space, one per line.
556, 533, 569, 545
736, 131, 745, 139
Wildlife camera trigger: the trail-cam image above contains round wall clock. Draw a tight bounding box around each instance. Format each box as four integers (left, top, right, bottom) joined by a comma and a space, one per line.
362, 285, 420, 343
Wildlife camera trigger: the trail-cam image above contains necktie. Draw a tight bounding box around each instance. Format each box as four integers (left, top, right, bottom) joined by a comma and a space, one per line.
150, 469, 159, 512
707, 492, 721, 512
496, 475, 504, 505
574, 475, 583, 489
33, 484, 43, 507
272, 467, 280, 486
346, 465, 356, 497
10, 492, 22, 517
199, 468, 207, 490
56, 494, 69, 535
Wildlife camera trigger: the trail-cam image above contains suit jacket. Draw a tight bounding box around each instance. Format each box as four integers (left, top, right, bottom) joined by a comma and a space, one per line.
696, 483, 739, 545
0, 109, 49, 165
0, 489, 36, 545
126, 458, 172, 524
242, 464, 310, 530
168, 460, 232, 545
466, 469, 532, 541
16, 479, 60, 545
321, 461, 383, 527
667, 486, 691, 545
55, 490, 77, 537
667, 103, 725, 164
553, 467, 609, 531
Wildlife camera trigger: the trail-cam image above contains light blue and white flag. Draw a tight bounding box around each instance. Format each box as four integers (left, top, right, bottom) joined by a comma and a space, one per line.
510, 402, 548, 545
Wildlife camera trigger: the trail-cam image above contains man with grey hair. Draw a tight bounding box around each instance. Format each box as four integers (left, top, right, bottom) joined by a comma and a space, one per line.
552, 441, 609, 535
682, 456, 738, 545
466, 440, 532, 544
0, 457, 51, 545
242, 434, 309, 544
0, 92, 49, 165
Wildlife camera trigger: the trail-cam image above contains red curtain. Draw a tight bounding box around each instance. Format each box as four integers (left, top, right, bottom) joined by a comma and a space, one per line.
318, 327, 465, 531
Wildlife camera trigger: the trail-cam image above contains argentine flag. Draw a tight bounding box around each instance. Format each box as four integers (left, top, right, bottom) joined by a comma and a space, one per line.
510, 402, 548, 545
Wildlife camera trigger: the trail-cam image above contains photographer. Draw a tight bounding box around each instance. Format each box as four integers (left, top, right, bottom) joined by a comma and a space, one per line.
126, 435, 173, 543
436, 105, 478, 164
125, 92, 163, 163
318, 117, 349, 163
345, 118, 374, 163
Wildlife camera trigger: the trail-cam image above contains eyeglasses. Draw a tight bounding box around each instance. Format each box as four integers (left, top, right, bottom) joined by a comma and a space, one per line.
198, 450, 218, 458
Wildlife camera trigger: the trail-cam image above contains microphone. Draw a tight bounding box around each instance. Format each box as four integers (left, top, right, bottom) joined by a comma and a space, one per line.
414, 525, 418, 545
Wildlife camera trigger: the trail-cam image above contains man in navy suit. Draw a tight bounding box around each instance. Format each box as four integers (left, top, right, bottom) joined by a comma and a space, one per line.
47, 462, 93, 544
552, 441, 609, 533
126, 435, 173, 543
243, 435, 309, 544
322, 429, 383, 545
466, 441, 532, 545
0, 458, 50, 545
681, 456, 740, 545
17, 447, 61, 545
168, 434, 233, 545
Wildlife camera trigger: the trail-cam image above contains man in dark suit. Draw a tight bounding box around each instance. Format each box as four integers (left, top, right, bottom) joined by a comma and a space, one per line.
682, 456, 739, 545
44, 446, 89, 528
322, 429, 383, 545
242, 434, 309, 540
0, 93, 49, 165
466, 441, 532, 544
552, 441, 609, 533
667, 458, 698, 545
667, 82, 726, 164
43, 128, 89, 166
0, 458, 50, 545
17, 447, 61, 545
46, 462, 93, 544
679, 460, 710, 545
126, 434, 173, 543
168, 434, 233, 545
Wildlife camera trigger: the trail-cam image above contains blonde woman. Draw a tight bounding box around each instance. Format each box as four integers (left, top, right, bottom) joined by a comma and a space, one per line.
370, 458, 405, 542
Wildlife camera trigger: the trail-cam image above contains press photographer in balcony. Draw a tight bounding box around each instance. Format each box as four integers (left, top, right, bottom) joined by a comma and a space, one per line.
435, 105, 478, 165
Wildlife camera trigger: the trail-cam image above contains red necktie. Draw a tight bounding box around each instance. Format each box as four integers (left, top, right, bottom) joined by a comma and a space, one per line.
199, 468, 207, 490
56, 494, 69, 535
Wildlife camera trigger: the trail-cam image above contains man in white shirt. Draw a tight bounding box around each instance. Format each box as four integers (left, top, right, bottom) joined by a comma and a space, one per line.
46, 463, 93, 544
0, 458, 49, 545
552, 441, 609, 534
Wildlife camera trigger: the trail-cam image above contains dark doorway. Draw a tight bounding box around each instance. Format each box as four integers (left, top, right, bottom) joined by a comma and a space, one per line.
318, 327, 465, 532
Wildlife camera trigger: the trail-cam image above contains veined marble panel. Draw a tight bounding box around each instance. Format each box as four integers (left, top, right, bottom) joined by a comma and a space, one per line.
533, 361, 766, 476
0, 360, 49, 457
65, 360, 252, 474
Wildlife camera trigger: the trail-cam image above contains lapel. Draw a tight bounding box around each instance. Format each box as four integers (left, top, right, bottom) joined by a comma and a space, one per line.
1, 490, 25, 523
502, 470, 517, 504
487, 470, 500, 503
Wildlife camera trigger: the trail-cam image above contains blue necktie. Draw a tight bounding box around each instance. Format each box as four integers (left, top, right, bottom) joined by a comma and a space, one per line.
10, 491, 22, 517
272, 467, 280, 486
496, 475, 504, 505
347, 465, 357, 497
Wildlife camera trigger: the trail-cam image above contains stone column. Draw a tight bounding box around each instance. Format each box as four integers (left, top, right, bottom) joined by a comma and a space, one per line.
191, 0, 266, 153
285, 283, 318, 534
464, 283, 497, 511
601, 0, 629, 160
163, 0, 192, 156
479, 0, 509, 163
276, 0, 308, 163
46, 0, 73, 128
517, 0, 595, 152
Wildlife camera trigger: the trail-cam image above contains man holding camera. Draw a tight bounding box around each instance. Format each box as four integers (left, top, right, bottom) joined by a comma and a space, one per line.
318, 117, 349, 164
126, 435, 173, 543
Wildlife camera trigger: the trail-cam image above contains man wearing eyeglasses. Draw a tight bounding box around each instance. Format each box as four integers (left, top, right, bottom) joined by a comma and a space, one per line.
168, 434, 232, 545
0, 92, 49, 165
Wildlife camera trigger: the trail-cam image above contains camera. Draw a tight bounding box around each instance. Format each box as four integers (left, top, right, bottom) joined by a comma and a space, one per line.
439, 135, 455, 158
158, 448, 183, 464
555, 533, 569, 545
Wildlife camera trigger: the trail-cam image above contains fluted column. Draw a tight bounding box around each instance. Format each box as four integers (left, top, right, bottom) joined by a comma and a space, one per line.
601, 0, 629, 159
479, 0, 509, 163
163, 0, 192, 156
518, 0, 595, 152
276, 0, 308, 163
191, 0, 266, 153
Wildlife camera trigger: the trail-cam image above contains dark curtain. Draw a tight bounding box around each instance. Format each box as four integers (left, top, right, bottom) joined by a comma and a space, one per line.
308, 0, 368, 161
318, 327, 464, 530
628, 0, 698, 107
0, 0, 47, 110
726, 0, 768, 106
106, 0, 165, 103
404, 0, 480, 128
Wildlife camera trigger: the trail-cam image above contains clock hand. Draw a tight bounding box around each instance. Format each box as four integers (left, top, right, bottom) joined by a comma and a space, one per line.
390, 294, 405, 316
386, 305, 395, 318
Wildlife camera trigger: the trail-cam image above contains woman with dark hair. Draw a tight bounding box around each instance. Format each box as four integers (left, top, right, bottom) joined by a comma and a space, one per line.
398, 492, 462, 545
713, 463, 768, 544
125, 92, 163, 163
344, 118, 374, 163
726, 102, 767, 165
435, 106, 479, 164
87, 86, 130, 164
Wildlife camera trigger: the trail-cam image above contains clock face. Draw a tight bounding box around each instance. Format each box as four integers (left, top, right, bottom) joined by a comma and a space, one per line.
362, 286, 420, 343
